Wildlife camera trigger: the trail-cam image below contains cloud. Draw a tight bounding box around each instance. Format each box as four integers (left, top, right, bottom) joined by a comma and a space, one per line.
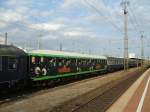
0, 10, 23, 23
0, 1, 30, 28
0, 0, 149, 57
64, 30, 96, 39
29, 22, 65, 31
0, 21, 7, 28
61, 0, 86, 9
64, 31, 84, 37
4, 0, 32, 7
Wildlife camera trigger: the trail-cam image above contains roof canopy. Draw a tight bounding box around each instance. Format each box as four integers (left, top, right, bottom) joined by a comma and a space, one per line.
29, 50, 106, 59
0, 45, 27, 56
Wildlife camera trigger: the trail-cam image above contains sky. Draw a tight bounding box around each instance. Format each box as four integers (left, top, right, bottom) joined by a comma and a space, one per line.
0, 0, 150, 58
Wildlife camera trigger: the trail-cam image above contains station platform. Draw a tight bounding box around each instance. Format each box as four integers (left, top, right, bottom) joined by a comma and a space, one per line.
107, 68, 150, 112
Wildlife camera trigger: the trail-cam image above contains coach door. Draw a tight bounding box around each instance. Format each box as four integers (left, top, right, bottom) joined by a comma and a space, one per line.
0, 56, 2, 72
7, 57, 18, 77
19, 57, 27, 77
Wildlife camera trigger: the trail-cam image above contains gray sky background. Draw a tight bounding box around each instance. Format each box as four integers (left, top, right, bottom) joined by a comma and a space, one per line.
0, 0, 150, 58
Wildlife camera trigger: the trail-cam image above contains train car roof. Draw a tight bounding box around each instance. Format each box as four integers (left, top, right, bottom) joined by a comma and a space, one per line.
28, 50, 107, 59
0, 45, 27, 56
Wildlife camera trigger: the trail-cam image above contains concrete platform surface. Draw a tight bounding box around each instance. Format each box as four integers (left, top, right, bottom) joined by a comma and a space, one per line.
106, 68, 150, 112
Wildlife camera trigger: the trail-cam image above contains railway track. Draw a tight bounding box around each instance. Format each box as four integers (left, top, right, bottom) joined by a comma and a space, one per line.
0, 71, 105, 107
0, 68, 145, 112
50, 69, 144, 112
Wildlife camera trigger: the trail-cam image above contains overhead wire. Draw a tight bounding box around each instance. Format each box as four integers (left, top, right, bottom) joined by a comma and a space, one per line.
128, 12, 140, 35
120, 0, 142, 36
129, 6, 141, 29
84, 0, 143, 36
128, 7, 142, 35
84, 0, 123, 33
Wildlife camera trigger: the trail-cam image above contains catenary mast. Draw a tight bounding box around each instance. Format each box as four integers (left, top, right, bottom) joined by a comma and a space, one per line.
121, 0, 129, 70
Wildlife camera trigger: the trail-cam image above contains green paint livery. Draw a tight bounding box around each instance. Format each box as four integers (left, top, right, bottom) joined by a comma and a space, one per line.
32, 69, 107, 81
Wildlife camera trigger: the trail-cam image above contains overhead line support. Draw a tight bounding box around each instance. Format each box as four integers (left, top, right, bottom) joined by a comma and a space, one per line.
121, 0, 129, 71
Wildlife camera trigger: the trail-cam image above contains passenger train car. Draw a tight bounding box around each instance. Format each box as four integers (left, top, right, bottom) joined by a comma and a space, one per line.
0, 45, 140, 89
28, 50, 107, 82
107, 57, 139, 72
0, 45, 28, 88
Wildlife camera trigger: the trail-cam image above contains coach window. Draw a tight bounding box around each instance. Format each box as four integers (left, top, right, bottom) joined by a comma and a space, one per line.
0, 57, 2, 71
41, 57, 44, 63
53, 58, 57, 67
58, 58, 62, 67
32, 57, 35, 63
8, 57, 17, 70
49, 58, 53, 67
75, 59, 78, 66
104, 60, 106, 64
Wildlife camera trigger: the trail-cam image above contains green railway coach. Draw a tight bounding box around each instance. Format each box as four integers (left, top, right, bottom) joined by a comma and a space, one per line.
28, 50, 107, 82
